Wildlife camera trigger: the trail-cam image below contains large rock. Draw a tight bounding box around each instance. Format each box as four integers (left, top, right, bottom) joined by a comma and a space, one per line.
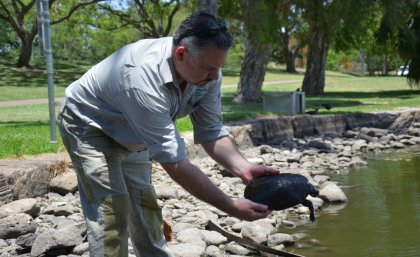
292, 115, 315, 138
0, 213, 36, 239
267, 233, 295, 247
0, 198, 39, 218
388, 111, 420, 132
169, 241, 206, 257
257, 117, 295, 143
313, 115, 347, 135
0, 174, 14, 204
201, 230, 227, 245
241, 222, 267, 244
319, 182, 348, 203
346, 113, 379, 129
49, 170, 78, 195
226, 122, 262, 147
8, 164, 51, 199
30, 227, 83, 256
176, 227, 203, 243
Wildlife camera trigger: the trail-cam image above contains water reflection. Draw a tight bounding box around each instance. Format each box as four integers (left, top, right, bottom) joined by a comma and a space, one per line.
291, 146, 420, 257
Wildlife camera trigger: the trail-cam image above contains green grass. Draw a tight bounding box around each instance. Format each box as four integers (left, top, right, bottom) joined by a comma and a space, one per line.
0, 122, 63, 158
0, 58, 419, 159
0, 57, 87, 101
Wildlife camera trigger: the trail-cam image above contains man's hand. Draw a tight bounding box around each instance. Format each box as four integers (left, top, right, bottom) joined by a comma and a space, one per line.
201, 137, 279, 185
230, 198, 271, 221
241, 164, 279, 185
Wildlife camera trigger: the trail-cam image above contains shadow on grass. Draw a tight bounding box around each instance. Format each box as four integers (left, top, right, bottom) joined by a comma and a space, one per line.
323, 90, 420, 99
0, 121, 50, 127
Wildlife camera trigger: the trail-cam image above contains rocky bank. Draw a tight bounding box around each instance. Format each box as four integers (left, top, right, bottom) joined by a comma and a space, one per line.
1, 110, 420, 257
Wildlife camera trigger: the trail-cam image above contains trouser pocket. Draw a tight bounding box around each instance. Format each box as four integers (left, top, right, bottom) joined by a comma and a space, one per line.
140, 186, 163, 243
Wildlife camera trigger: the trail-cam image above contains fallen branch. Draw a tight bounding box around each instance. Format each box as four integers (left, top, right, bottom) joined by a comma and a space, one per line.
206, 219, 306, 257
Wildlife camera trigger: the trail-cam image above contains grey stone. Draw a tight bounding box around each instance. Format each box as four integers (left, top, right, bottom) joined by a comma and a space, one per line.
201, 230, 227, 245
169, 241, 206, 257
49, 171, 78, 195
0, 213, 36, 239
155, 186, 178, 199
72, 242, 89, 255
267, 233, 295, 247
307, 140, 332, 151
225, 242, 253, 255
0, 198, 39, 219
176, 228, 202, 243
15, 233, 36, 249
205, 245, 225, 257
241, 222, 267, 244
30, 227, 83, 257
319, 182, 347, 203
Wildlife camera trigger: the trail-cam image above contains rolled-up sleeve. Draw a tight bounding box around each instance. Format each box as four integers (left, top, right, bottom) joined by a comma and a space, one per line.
190, 76, 229, 144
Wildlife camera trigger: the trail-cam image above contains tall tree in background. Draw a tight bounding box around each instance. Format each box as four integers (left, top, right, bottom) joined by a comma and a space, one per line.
0, 0, 102, 68
377, 0, 420, 87
51, 4, 139, 61
277, 1, 308, 73
299, 0, 374, 96
227, 0, 278, 103
99, 0, 181, 38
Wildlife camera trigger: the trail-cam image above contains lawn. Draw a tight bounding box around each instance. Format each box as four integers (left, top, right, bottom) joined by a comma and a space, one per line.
0, 58, 419, 158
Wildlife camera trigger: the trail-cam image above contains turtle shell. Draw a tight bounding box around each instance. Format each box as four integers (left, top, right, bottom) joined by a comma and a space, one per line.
244, 173, 319, 221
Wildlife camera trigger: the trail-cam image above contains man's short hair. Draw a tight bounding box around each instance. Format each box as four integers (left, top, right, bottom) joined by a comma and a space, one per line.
173, 11, 234, 52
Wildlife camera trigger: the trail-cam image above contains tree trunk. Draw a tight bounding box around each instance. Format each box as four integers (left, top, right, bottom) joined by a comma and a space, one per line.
16, 36, 34, 68
301, 30, 329, 96
382, 55, 389, 76
234, 44, 271, 103
197, 0, 218, 16
284, 47, 297, 73
280, 31, 297, 73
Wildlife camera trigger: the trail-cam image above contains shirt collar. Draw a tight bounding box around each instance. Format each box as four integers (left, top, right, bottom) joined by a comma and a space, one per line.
159, 37, 180, 87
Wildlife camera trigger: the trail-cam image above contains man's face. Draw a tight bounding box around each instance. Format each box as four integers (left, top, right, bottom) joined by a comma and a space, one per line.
175, 45, 228, 87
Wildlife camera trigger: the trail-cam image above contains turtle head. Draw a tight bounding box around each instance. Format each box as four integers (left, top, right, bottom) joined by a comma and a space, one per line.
308, 184, 319, 197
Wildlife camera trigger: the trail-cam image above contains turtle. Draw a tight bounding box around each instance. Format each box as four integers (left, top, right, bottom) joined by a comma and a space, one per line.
244, 173, 319, 222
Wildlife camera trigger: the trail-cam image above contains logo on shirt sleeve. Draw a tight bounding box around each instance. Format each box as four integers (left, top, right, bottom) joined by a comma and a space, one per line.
193, 88, 207, 97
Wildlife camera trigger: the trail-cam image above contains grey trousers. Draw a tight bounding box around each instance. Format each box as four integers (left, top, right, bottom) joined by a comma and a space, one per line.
58, 106, 174, 257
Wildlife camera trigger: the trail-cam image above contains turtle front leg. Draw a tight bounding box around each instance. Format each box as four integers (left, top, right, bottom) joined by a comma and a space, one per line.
302, 199, 315, 222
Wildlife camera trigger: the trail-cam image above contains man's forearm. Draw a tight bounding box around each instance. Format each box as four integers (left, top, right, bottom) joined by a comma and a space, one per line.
201, 136, 253, 182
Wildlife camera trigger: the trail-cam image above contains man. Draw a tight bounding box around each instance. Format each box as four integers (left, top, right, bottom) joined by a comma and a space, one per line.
58, 11, 278, 257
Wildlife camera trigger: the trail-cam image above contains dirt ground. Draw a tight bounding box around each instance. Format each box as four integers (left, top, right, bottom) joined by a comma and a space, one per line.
0, 152, 70, 178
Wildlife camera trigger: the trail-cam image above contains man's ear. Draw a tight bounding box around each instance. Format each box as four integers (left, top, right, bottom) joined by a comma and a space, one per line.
174, 46, 186, 61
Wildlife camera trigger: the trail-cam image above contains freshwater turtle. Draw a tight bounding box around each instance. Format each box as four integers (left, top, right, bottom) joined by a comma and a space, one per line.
244, 173, 319, 222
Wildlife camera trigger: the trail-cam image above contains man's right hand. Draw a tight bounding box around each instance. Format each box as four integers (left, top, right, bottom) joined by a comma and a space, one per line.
230, 198, 271, 221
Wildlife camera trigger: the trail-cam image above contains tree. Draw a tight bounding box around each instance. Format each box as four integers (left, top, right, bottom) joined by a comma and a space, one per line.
0, 19, 19, 55
298, 0, 375, 96
377, 0, 420, 87
99, 0, 181, 38
51, 4, 138, 61
276, 1, 308, 73
219, 0, 278, 103
0, 0, 102, 68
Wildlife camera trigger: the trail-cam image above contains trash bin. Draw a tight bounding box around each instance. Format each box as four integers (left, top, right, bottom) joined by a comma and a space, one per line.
262, 92, 305, 114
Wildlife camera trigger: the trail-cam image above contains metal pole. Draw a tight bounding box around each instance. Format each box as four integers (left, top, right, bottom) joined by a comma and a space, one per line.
36, 0, 57, 144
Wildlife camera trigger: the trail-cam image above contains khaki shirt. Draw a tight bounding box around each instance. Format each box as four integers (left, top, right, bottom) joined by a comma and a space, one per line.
64, 37, 228, 163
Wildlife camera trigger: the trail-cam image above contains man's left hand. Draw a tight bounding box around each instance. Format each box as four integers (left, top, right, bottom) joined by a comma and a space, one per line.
242, 165, 279, 185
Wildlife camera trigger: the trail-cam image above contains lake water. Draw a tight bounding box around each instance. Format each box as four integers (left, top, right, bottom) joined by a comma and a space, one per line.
290, 146, 420, 257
